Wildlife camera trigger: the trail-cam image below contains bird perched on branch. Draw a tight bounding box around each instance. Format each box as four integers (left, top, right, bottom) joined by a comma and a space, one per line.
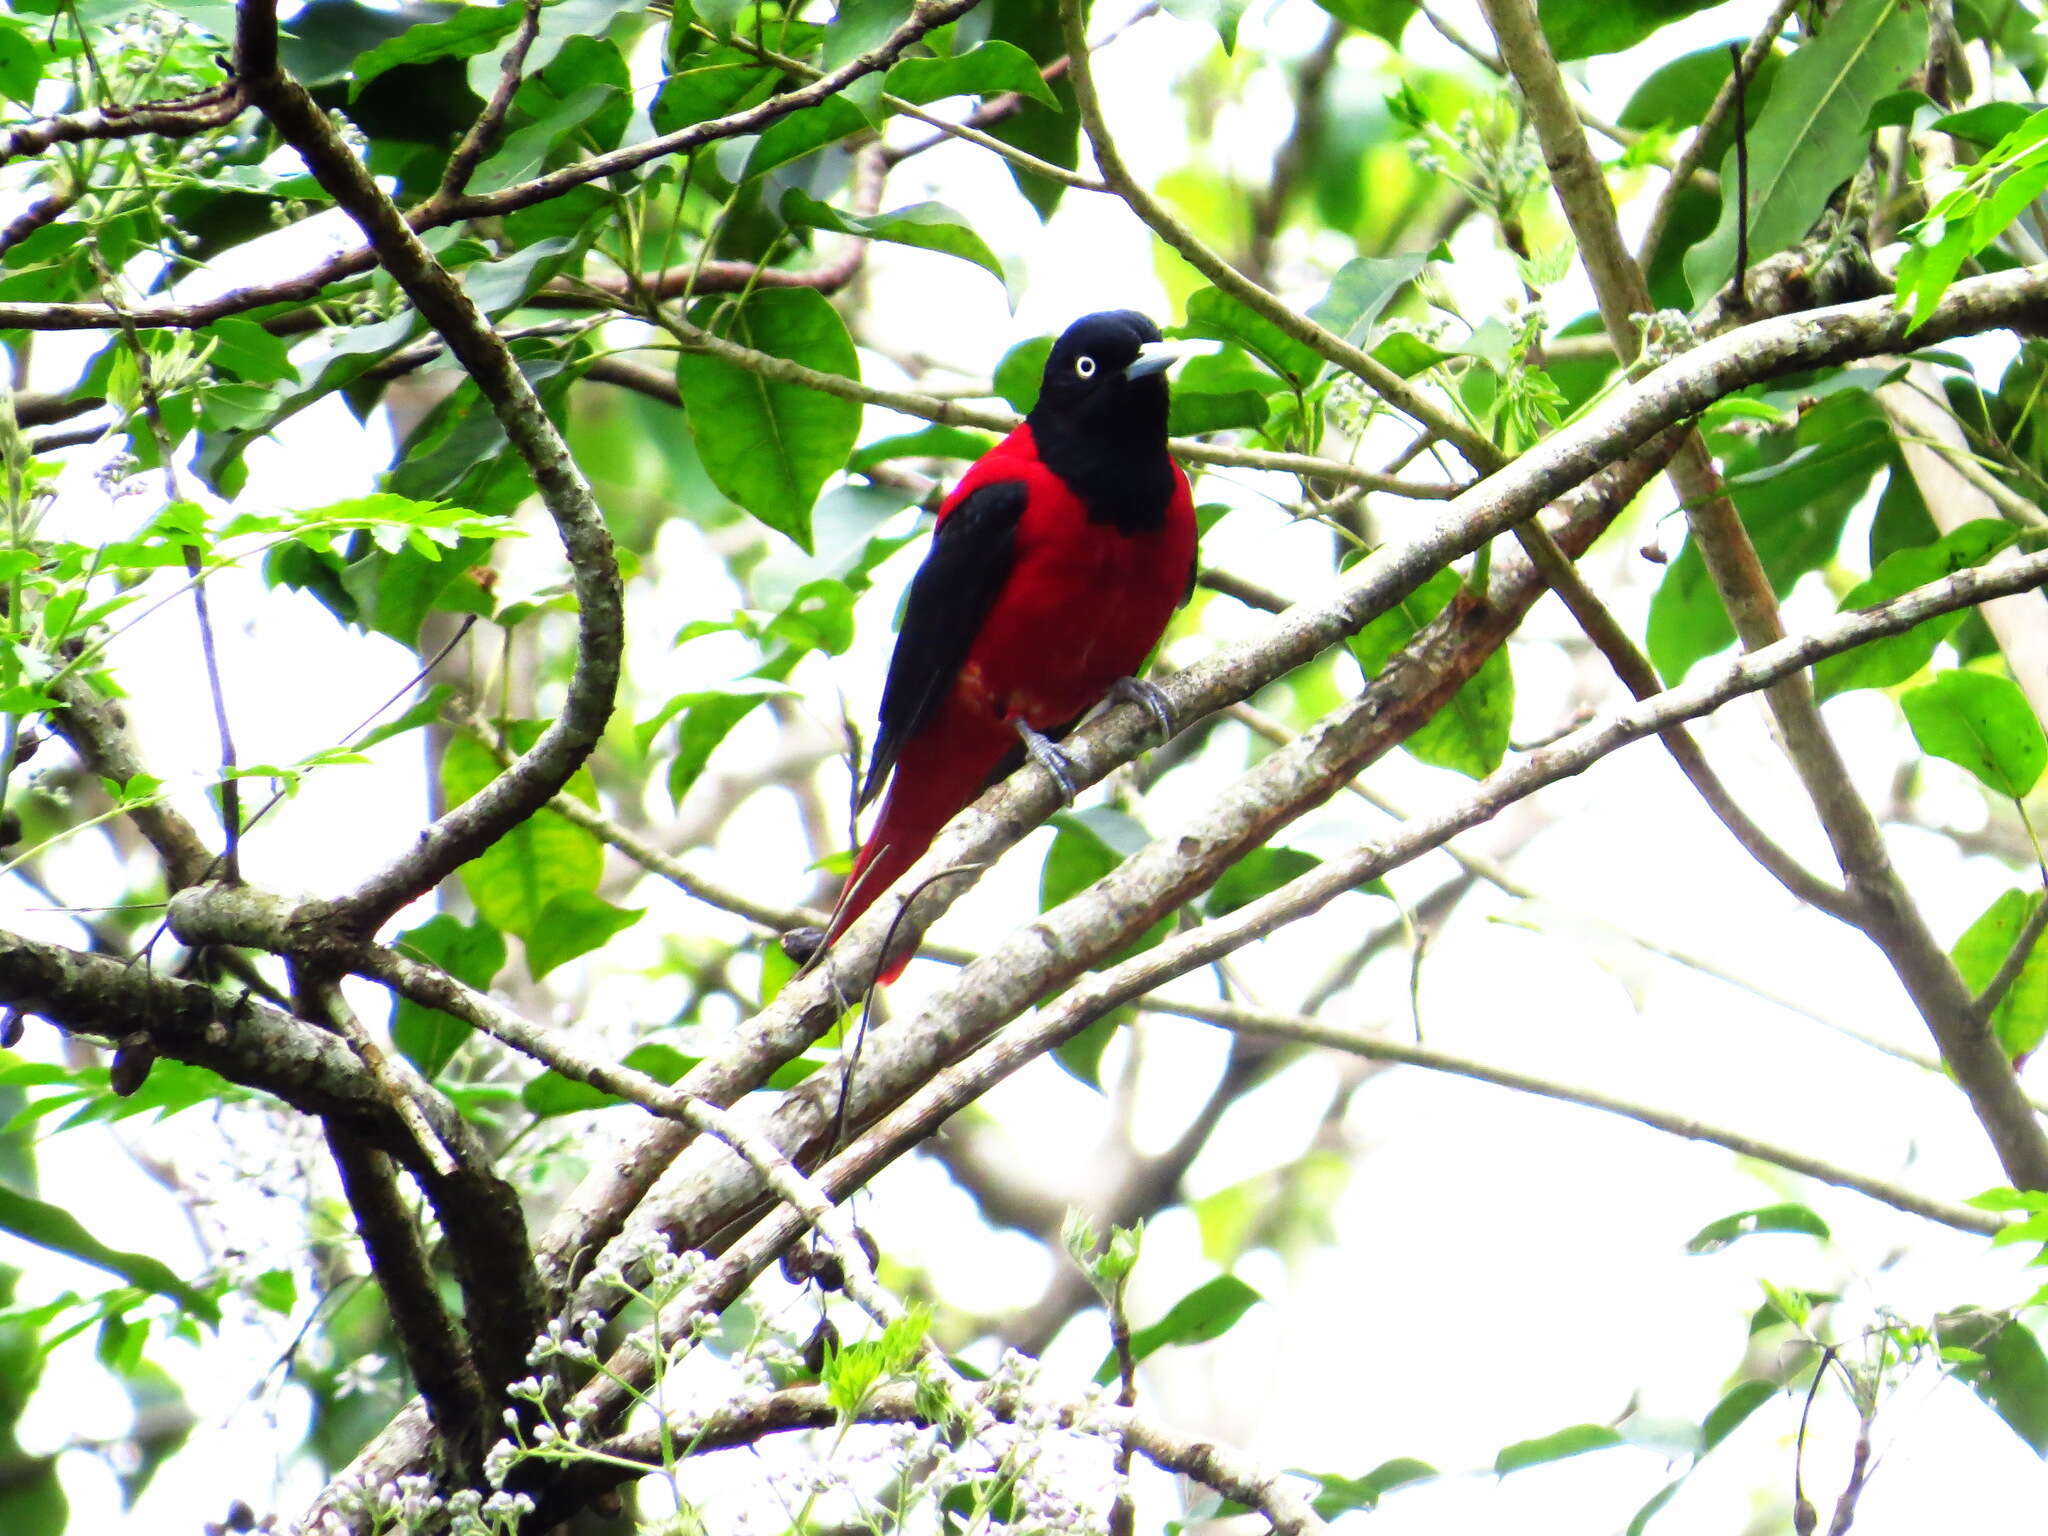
794, 310, 1198, 984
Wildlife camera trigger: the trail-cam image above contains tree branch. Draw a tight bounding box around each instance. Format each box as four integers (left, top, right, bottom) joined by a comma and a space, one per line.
236, 4, 626, 938
1476, 0, 2048, 1190
325, 1124, 489, 1473
1138, 997, 2002, 1235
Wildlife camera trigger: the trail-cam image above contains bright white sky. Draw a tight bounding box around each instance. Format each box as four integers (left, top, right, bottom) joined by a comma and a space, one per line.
7, 0, 2048, 1531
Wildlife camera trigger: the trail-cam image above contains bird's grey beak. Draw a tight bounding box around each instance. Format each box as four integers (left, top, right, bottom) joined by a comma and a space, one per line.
1124, 341, 1188, 381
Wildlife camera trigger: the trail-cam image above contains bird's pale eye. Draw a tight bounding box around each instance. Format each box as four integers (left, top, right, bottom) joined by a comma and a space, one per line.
1075, 355, 1096, 378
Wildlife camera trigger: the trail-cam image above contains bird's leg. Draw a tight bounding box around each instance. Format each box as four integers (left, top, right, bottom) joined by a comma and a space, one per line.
1108, 675, 1176, 740
1011, 718, 1080, 803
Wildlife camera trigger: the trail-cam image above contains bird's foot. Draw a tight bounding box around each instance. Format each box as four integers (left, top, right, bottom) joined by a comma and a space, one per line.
1012, 718, 1081, 803
781, 926, 826, 967
1109, 675, 1176, 740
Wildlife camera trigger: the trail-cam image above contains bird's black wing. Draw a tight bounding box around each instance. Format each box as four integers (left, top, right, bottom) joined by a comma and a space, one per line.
859, 480, 1030, 810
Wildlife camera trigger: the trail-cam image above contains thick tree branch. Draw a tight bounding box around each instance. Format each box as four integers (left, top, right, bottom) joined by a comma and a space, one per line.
325, 1124, 488, 1472
0, 929, 458, 1172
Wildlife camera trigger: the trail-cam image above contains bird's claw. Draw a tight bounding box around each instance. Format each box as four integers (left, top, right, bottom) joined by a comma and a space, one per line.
1013, 719, 1081, 803
1110, 675, 1176, 740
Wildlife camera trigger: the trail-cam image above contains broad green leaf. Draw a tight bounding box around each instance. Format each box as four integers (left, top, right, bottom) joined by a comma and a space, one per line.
1537, 0, 1721, 61
677, 290, 862, 552
651, 46, 777, 132
743, 96, 869, 179
1307, 0, 1415, 46
780, 190, 1008, 293
884, 40, 1056, 107
1168, 388, 1269, 436
1684, 0, 1928, 304
1685, 1203, 1831, 1254
1899, 108, 2048, 325
994, 334, 1053, 413
525, 892, 644, 981
523, 1041, 695, 1118
1162, 0, 1249, 51
1305, 253, 1428, 356
1702, 1379, 1776, 1449
1175, 287, 1320, 389
389, 913, 507, 1076
1950, 889, 2048, 1062
1902, 669, 2047, 797
1094, 1274, 1262, 1384
981, 0, 1079, 218
0, 1186, 217, 1324
1205, 846, 1320, 917
439, 731, 604, 939
349, 3, 526, 98
1494, 1423, 1624, 1474
202, 317, 298, 384
1938, 1310, 2048, 1454
0, 26, 36, 106
250, 1269, 297, 1317
1934, 101, 2038, 147
1814, 519, 2015, 698
1350, 567, 1514, 777
850, 424, 998, 474
1308, 1457, 1436, 1517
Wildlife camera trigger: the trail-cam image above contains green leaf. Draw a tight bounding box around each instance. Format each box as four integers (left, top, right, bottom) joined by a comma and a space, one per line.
780, 190, 1008, 293
1702, 1379, 1776, 1451
1902, 669, 2047, 798
522, 1041, 695, 1119
0, 1186, 217, 1324
1933, 101, 2038, 147
1093, 1274, 1262, 1384
1039, 809, 1174, 1022
202, 317, 298, 384
884, 40, 1056, 106
389, 913, 506, 1077
1205, 846, 1320, 917
1648, 399, 1891, 682
1304, 253, 1428, 356
1350, 567, 1513, 777
1685, 1203, 1831, 1254
1494, 1423, 1624, 1474
250, 1268, 297, 1317
1307, 1457, 1437, 1517
677, 290, 863, 552
349, 3, 526, 98
743, 95, 869, 179
1950, 889, 2048, 1062
1175, 287, 1320, 389
651, 45, 778, 132
1620, 43, 1785, 171
1307, 0, 1415, 46
0, 26, 37, 106
994, 334, 1053, 413
1938, 1310, 2048, 1454
1684, 0, 1928, 304
1537, 0, 1722, 61
525, 892, 644, 981
850, 424, 998, 474
1814, 519, 2015, 698
439, 731, 605, 939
